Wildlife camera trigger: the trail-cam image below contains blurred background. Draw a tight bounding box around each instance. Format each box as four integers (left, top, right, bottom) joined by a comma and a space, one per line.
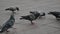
0, 0, 60, 34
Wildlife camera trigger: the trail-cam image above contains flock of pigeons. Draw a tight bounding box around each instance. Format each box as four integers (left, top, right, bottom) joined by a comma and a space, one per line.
0, 6, 60, 33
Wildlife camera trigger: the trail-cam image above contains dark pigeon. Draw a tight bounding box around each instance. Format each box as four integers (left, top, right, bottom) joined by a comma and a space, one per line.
48, 11, 60, 19
0, 13, 15, 33
5, 7, 19, 13
30, 11, 45, 18
20, 13, 40, 24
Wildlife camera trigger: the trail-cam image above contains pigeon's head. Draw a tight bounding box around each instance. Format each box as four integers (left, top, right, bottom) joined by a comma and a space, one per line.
16, 7, 19, 11
40, 12, 45, 16
48, 12, 52, 14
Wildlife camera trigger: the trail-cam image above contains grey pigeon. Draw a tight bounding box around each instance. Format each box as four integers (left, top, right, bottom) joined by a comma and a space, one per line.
30, 11, 45, 18
5, 7, 19, 13
20, 13, 40, 24
48, 11, 60, 19
0, 13, 15, 33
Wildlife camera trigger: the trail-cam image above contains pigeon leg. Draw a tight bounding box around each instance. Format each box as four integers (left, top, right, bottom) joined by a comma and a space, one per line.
5, 31, 9, 34
6, 30, 9, 32
31, 21, 34, 24
10, 27, 16, 29
39, 16, 41, 19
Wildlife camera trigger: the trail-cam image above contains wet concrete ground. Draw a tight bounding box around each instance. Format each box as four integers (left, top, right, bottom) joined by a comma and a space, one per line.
0, 0, 60, 34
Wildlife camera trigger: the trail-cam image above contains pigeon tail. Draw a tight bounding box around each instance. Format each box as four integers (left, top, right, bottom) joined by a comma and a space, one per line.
5, 9, 9, 11
20, 16, 30, 20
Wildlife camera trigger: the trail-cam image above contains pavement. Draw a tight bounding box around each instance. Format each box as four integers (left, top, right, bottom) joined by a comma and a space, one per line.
0, 0, 60, 34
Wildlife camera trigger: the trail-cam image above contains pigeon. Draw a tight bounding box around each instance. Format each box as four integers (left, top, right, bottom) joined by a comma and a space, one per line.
20, 13, 40, 24
48, 11, 60, 19
5, 7, 19, 13
0, 13, 15, 33
30, 11, 45, 18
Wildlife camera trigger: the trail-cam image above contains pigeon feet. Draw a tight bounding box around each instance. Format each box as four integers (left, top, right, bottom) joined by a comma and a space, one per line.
38, 16, 42, 19
6, 30, 9, 32
13, 27, 16, 29
31, 22, 34, 25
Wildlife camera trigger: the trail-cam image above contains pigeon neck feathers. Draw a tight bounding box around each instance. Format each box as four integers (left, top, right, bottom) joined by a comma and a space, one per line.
9, 13, 15, 20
